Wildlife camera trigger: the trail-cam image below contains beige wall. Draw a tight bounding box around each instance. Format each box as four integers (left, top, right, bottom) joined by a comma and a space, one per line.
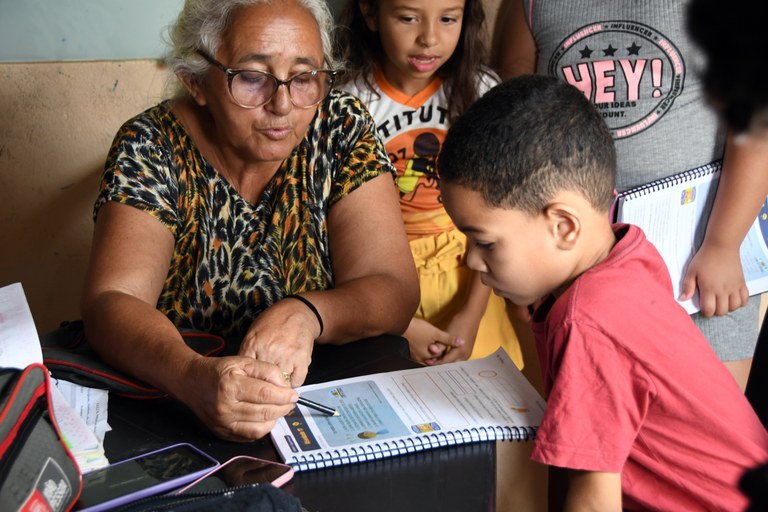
0, 1, 503, 337
0, 60, 168, 334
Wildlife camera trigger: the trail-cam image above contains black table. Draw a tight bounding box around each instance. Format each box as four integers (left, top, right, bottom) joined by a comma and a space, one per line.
103, 336, 498, 511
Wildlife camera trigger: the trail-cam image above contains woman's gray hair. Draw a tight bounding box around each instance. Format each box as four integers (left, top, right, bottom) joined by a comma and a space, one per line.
165, 0, 341, 80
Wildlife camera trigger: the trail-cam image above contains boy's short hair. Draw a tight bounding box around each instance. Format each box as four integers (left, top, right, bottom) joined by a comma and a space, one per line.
438, 75, 616, 214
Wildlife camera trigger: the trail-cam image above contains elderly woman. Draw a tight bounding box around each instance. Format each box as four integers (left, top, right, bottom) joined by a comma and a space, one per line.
81, 0, 419, 441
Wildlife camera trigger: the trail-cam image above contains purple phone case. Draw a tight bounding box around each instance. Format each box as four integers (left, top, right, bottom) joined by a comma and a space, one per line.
77, 443, 220, 512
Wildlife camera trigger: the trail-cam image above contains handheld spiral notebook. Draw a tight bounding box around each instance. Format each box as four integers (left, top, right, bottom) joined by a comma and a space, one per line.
270, 348, 545, 472
613, 160, 768, 314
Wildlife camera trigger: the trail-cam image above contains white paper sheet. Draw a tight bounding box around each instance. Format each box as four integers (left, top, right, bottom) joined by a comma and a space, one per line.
0, 282, 43, 368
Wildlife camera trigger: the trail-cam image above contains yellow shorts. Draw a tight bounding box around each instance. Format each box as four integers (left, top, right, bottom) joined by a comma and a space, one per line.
409, 229, 523, 368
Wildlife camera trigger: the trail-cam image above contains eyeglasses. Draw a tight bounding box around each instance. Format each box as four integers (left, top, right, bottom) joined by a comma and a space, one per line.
197, 51, 337, 109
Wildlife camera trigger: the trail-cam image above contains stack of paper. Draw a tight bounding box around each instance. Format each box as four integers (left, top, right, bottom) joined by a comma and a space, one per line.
0, 282, 110, 472
50, 382, 110, 472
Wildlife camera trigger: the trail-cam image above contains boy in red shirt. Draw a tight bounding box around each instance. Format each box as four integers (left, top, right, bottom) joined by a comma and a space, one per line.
438, 75, 768, 510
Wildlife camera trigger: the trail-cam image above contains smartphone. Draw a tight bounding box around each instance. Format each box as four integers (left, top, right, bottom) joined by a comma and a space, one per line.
75, 443, 219, 512
176, 455, 294, 493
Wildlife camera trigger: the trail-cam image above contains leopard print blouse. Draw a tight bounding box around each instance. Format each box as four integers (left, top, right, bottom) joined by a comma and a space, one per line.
95, 90, 395, 341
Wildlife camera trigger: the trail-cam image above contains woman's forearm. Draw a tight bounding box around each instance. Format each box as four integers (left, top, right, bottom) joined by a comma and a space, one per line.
302, 273, 419, 344
323, 173, 420, 344
81, 290, 200, 398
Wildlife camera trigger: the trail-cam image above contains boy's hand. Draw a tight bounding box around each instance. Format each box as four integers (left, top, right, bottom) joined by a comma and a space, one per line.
404, 317, 467, 365
680, 242, 748, 317
425, 337, 471, 365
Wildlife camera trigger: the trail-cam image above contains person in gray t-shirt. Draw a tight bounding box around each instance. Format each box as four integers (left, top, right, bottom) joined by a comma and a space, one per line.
496, 0, 768, 390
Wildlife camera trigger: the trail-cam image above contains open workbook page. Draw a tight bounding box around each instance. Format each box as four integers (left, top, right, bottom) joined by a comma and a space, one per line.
271, 348, 546, 471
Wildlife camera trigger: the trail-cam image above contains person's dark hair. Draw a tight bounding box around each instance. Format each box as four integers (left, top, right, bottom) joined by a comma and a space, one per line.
438, 75, 616, 214
335, 0, 490, 123
687, 0, 768, 133
740, 462, 768, 512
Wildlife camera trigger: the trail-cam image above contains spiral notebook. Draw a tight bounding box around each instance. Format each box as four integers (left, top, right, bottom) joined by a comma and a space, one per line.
270, 348, 545, 472
613, 160, 768, 314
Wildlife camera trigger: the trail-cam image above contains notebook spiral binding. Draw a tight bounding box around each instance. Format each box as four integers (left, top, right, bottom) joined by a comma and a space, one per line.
288, 425, 538, 471
622, 160, 722, 201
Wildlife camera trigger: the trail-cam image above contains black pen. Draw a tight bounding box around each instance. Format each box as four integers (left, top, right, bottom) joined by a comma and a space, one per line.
297, 396, 339, 417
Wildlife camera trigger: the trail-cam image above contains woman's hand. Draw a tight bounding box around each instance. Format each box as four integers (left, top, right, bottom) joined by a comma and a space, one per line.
81, 202, 304, 441
178, 355, 298, 442
238, 298, 320, 387
680, 242, 748, 317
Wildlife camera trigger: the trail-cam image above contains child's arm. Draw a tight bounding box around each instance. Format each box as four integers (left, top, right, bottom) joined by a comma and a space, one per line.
680, 133, 768, 316
561, 470, 622, 512
435, 270, 492, 363
404, 271, 490, 365
495, 0, 538, 79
